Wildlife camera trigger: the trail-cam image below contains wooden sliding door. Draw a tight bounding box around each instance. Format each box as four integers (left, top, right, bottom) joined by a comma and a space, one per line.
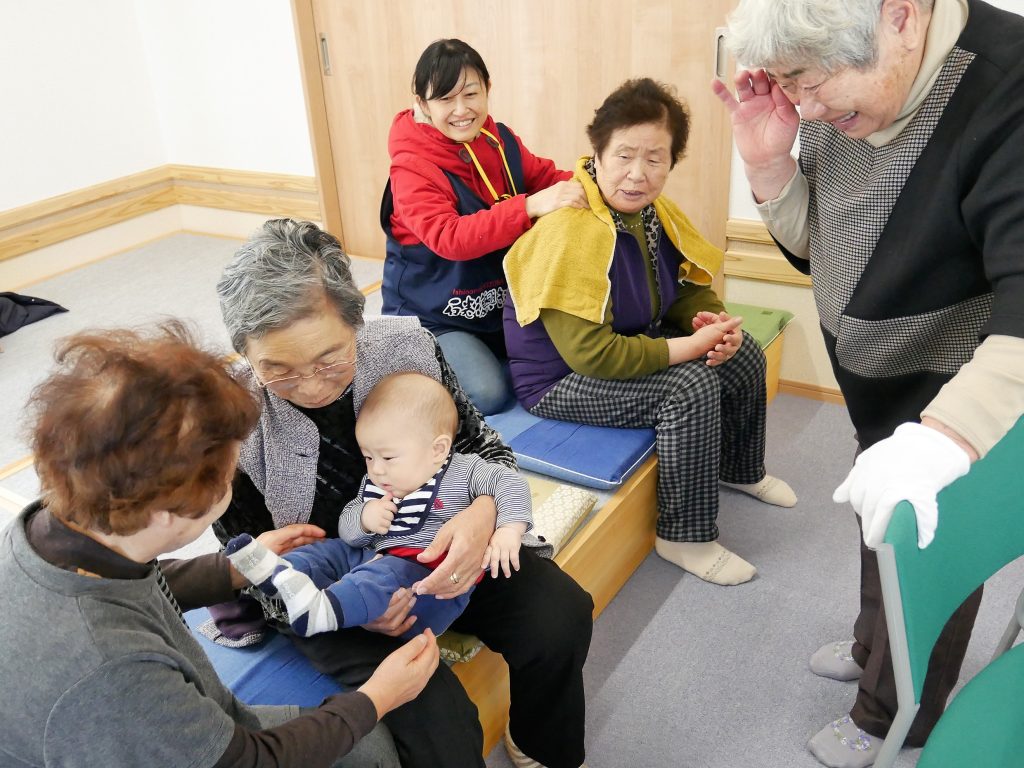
293, 0, 735, 261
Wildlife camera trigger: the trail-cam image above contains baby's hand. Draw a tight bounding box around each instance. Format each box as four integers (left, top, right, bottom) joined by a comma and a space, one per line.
481, 526, 524, 578
362, 494, 397, 535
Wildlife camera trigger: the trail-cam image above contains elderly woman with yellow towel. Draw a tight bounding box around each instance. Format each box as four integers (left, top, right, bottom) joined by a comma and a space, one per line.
503, 78, 795, 585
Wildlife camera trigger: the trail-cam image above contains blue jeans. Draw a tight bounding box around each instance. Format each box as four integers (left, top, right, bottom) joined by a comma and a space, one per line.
435, 330, 513, 415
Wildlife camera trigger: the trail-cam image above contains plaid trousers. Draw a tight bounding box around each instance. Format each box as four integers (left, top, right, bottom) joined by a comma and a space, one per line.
530, 330, 767, 542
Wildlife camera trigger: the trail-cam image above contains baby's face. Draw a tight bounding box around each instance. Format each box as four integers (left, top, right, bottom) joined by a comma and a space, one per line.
356, 415, 443, 499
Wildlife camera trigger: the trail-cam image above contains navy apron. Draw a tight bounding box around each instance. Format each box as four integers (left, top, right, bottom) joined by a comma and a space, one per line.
380, 122, 525, 346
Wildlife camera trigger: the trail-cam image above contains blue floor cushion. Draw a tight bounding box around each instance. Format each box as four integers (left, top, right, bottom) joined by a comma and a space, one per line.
187, 608, 344, 706
486, 405, 655, 490
487, 303, 791, 490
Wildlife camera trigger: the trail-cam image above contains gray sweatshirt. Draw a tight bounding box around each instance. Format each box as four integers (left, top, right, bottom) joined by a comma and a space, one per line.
0, 506, 375, 767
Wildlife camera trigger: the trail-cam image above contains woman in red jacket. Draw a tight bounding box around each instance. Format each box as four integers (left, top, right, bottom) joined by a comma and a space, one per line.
382, 38, 587, 415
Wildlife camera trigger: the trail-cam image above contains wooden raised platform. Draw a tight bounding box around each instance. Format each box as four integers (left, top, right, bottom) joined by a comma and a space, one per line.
454, 456, 659, 752
454, 330, 785, 754
763, 330, 784, 403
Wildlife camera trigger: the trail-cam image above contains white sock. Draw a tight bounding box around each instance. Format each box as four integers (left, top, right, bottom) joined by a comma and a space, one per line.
225, 534, 284, 594
271, 567, 341, 636
722, 474, 797, 507
225, 533, 342, 636
654, 538, 756, 585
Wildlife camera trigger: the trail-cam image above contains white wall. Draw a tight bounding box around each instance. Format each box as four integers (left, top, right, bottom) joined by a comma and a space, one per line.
988, 0, 1024, 16
0, 0, 313, 212
727, 145, 760, 220
0, 1, 166, 210
134, 1, 313, 176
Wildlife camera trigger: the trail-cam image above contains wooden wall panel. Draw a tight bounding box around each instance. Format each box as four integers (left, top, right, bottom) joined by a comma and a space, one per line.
307, 0, 734, 260
725, 218, 813, 287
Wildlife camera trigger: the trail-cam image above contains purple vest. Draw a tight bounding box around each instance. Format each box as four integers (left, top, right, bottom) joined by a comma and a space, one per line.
504, 229, 684, 408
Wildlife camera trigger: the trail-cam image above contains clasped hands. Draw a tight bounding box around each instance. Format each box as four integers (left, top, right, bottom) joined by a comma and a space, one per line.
692, 310, 743, 366
833, 422, 972, 549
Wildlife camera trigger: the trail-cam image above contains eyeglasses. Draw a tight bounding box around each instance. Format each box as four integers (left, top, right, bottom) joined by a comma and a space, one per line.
771, 71, 836, 101
248, 358, 355, 394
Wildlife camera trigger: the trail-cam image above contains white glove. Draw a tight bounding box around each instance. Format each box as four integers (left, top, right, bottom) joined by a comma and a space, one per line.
833, 422, 971, 549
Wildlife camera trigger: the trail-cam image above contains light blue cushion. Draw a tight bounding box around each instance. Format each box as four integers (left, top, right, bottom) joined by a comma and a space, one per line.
187, 608, 486, 695
487, 405, 656, 490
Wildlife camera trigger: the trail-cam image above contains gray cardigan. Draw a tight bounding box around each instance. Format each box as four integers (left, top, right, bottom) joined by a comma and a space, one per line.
236, 315, 551, 556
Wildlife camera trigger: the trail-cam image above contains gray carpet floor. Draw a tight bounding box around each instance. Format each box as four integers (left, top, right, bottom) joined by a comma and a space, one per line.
484, 392, 1024, 767
2, 234, 1021, 768
0, 233, 386, 509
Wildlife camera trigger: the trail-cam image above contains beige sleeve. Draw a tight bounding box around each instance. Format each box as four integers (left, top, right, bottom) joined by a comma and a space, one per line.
753, 167, 810, 261
921, 335, 1024, 458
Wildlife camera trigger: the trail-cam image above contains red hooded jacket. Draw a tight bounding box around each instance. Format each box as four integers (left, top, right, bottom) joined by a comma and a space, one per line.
387, 110, 570, 260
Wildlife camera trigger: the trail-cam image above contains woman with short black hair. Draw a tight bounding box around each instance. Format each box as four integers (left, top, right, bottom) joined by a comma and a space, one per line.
382, 38, 587, 414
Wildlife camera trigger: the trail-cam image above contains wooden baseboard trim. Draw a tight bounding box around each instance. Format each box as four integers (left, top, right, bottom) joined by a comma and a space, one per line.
1, 166, 319, 262
0, 167, 170, 232
179, 229, 247, 243
0, 456, 34, 482
725, 218, 812, 287
171, 169, 319, 222
779, 378, 846, 405
2, 187, 177, 260
6, 218, 182, 292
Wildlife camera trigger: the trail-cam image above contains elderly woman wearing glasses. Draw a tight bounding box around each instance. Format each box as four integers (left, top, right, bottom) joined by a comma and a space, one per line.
215, 218, 592, 768
715, 0, 1024, 765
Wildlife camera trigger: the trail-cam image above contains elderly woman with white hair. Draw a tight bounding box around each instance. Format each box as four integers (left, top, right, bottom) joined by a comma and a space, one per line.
214, 218, 593, 768
714, 0, 1024, 766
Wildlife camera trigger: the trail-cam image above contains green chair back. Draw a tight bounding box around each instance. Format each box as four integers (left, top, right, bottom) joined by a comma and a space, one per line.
916, 642, 1024, 767
884, 415, 1024, 699
874, 415, 1024, 767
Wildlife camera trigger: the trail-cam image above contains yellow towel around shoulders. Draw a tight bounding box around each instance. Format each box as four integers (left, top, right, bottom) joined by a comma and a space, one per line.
504, 156, 724, 327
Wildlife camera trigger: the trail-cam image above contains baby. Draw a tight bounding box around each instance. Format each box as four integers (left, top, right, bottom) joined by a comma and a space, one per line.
226, 371, 532, 640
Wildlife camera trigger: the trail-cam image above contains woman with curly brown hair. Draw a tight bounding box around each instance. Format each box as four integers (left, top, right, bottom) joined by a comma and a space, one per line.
0, 322, 435, 767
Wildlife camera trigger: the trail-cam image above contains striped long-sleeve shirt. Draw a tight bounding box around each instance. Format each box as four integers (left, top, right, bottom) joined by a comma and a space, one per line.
337, 452, 532, 552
